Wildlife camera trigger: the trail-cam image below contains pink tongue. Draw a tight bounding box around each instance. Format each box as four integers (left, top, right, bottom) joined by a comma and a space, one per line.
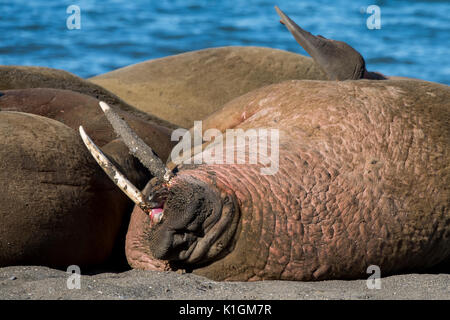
150, 208, 164, 225
151, 208, 163, 215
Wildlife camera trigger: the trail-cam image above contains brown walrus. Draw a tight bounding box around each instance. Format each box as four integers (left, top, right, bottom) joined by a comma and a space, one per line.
0, 88, 176, 269
75, 7, 449, 281
0, 111, 132, 268
89, 47, 326, 128
0, 65, 176, 129
0, 88, 174, 158
81, 76, 449, 281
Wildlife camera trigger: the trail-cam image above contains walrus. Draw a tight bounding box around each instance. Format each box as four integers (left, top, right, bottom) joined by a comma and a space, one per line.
0, 88, 175, 159
274, 7, 412, 82
0, 111, 134, 268
89, 46, 327, 128
0, 89, 176, 269
75, 7, 449, 281
0, 65, 176, 129
80, 75, 449, 281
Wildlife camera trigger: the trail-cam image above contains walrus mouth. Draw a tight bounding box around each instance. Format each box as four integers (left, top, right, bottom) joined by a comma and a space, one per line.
80, 102, 240, 266
79, 101, 174, 220
144, 174, 239, 265
149, 208, 164, 226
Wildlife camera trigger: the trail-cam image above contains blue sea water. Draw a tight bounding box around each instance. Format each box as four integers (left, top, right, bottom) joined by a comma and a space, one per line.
0, 0, 449, 84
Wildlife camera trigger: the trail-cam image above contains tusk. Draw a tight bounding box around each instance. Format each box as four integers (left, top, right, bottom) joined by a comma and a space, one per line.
79, 125, 152, 213
99, 101, 173, 182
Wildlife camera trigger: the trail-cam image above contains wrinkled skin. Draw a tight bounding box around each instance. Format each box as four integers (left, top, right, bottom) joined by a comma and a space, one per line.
126, 80, 449, 281
0, 89, 176, 269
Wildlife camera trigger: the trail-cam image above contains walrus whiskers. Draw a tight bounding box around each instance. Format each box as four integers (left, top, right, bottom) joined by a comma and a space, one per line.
99, 101, 173, 182
79, 125, 153, 213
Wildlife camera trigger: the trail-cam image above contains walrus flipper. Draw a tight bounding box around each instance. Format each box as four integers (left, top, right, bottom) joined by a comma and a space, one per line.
275, 6, 385, 81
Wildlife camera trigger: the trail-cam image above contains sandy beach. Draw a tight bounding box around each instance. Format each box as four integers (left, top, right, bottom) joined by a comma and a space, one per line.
0, 266, 448, 300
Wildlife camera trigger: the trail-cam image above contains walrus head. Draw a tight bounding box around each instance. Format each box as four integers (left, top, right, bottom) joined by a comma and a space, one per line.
79, 102, 239, 268
275, 6, 386, 81
141, 174, 238, 264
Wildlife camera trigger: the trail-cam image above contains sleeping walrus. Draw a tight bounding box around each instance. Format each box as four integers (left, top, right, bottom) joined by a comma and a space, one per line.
81, 75, 449, 280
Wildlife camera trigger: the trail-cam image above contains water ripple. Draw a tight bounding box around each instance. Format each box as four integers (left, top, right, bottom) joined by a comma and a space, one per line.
0, 0, 448, 84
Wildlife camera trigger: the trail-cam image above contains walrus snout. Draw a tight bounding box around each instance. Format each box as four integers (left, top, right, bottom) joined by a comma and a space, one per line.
146, 174, 236, 264
79, 102, 241, 267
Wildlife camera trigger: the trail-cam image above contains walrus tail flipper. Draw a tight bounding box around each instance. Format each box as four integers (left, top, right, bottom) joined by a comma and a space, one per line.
275, 6, 385, 81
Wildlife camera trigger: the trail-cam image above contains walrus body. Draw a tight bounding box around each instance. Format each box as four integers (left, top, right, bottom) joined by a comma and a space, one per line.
0, 66, 176, 129
0, 89, 176, 269
0, 112, 131, 267
184, 80, 450, 281
89, 46, 327, 128
0, 88, 175, 159
87, 80, 449, 281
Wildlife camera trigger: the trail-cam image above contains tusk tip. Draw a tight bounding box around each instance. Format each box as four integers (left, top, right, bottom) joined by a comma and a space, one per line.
79, 125, 93, 147
99, 101, 111, 113
79, 125, 86, 137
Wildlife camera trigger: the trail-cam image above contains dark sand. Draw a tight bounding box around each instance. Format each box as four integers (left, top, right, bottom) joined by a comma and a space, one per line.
0, 266, 448, 300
